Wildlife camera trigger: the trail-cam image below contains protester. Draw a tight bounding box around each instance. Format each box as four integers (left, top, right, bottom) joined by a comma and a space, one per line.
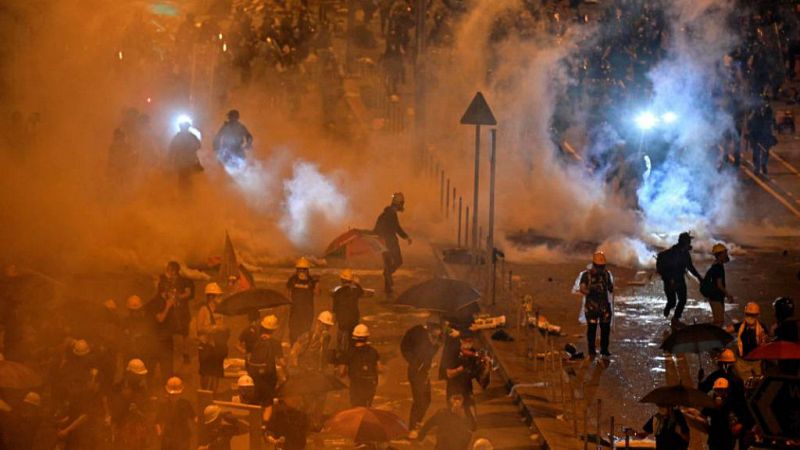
729, 302, 769, 380
287, 257, 321, 343
340, 324, 381, 407
639, 404, 690, 450
199, 405, 249, 450
657, 232, 703, 326
415, 394, 473, 450
701, 378, 742, 450
290, 310, 335, 373
197, 283, 230, 392
444, 332, 491, 429
373, 192, 412, 294
579, 251, 614, 358
332, 269, 373, 353
700, 244, 734, 326
158, 261, 195, 365
401, 320, 443, 430
155, 377, 196, 450
247, 315, 285, 407
264, 397, 310, 450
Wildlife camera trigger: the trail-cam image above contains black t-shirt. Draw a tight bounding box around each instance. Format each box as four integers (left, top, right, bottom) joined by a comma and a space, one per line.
287, 275, 318, 305
248, 336, 282, 377
239, 324, 260, 355
332, 284, 365, 330
401, 325, 440, 371
267, 404, 310, 450
642, 409, 689, 450
704, 263, 726, 302
345, 345, 379, 382
156, 397, 196, 438
147, 296, 176, 341
445, 351, 482, 397
579, 269, 613, 305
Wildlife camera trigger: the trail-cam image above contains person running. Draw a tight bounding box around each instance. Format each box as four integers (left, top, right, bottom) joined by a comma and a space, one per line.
656, 232, 702, 325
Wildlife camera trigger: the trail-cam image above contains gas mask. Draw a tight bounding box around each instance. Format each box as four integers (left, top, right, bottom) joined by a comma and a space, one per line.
297, 269, 309, 280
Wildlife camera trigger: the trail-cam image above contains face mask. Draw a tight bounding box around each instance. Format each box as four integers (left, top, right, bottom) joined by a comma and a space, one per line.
721, 363, 732, 373
298, 270, 308, 280
745, 316, 757, 326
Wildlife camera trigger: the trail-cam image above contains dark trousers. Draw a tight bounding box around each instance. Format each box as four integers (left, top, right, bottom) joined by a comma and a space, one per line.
252, 373, 277, 407
586, 322, 610, 355
753, 143, 770, 174
408, 367, 431, 429
349, 378, 377, 407
663, 279, 688, 320
382, 242, 402, 291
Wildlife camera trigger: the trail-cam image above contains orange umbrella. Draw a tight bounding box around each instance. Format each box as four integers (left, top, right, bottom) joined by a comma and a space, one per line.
324, 407, 408, 443
324, 229, 386, 259
745, 341, 800, 360
0, 360, 42, 389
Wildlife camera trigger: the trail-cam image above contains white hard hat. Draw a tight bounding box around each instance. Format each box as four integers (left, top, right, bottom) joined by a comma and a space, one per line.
295, 257, 311, 269
204, 404, 222, 424
205, 282, 224, 295
317, 310, 334, 326
23, 392, 41, 407
165, 376, 184, 394
237, 374, 255, 387
126, 358, 148, 376
473, 438, 494, 450
340, 269, 355, 282
126, 295, 143, 310
72, 339, 91, 356
352, 324, 370, 338
260, 315, 279, 331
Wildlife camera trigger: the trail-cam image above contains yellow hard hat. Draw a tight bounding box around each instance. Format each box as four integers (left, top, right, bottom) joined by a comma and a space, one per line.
23, 392, 41, 407
713, 377, 729, 390
237, 374, 255, 387
204, 405, 221, 424
712, 243, 728, 255
103, 299, 117, 310
340, 269, 355, 282
592, 251, 607, 265
260, 315, 279, 331
317, 310, 334, 326
126, 295, 143, 310
744, 302, 761, 315
72, 339, 91, 356
205, 282, 223, 295
719, 349, 735, 363
352, 324, 370, 338
165, 376, 184, 394
126, 358, 148, 375
296, 257, 311, 269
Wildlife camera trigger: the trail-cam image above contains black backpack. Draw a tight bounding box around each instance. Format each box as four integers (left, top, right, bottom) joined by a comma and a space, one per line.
699, 271, 715, 298
656, 247, 681, 278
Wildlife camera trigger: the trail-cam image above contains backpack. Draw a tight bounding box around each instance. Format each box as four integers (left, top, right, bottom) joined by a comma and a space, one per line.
656, 247, 681, 278
699, 272, 715, 298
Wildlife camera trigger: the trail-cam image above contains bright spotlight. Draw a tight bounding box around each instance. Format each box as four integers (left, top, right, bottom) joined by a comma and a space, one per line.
635, 111, 658, 130
174, 114, 202, 140
661, 111, 678, 124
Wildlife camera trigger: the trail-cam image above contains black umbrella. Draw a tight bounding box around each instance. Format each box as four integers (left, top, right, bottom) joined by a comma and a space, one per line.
216, 288, 291, 316
395, 278, 481, 313
660, 324, 733, 354
278, 372, 347, 397
640, 384, 715, 408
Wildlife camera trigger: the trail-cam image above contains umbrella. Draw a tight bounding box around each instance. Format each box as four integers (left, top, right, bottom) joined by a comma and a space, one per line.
278, 372, 347, 397
0, 360, 43, 389
325, 407, 408, 443
324, 229, 386, 259
640, 384, 715, 409
216, 288, 290, 316
745, 341, 800, 361
395, 278, 481, 313
660, 324, 733, 354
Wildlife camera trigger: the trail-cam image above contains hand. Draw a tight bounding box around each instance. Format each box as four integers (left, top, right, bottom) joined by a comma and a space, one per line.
166, 298, 176, 308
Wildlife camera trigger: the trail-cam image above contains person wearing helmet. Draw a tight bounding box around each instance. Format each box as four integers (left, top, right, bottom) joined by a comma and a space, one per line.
700, 244, 734, 326
212, 109, 253, 168
340, 324, 381, 407
656, 232, 702, 325
401, 320, 443, 430
702, 377, 742, 450
290, 310, 335, 372
168, 119, 202, 190
286, 257, 321, 343
332, 269, 374, 353
233, 375, 257, 405
236, 309, 262, 358
6, 391, 43, 450
121, 294, 158, 381
157, 261, 195, 365
373, 192, 412, 294
197, 283, 230, 392
730, 302, 768, 380
444, 331, 491, 429
247, 315, 286, 407
579, 251, 615, 358
155, 376, 196, 450
198, 404, 249, 450
639, 403, 690, 450
110, 359, 150, 450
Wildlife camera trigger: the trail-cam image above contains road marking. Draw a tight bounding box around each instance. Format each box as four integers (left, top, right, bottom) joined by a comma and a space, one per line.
770, 150, 800, 180
736, 158, 800, 219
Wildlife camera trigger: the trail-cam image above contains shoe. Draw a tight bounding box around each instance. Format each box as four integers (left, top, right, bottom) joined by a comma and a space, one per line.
663, 308, 671, 318
588, 351, 597, 360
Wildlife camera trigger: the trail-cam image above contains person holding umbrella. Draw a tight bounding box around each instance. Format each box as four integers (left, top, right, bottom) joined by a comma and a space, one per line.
701, 378, 743, 450
286, 257, 321, 343
340, 324, 381, 407
401, 320, 443, 431
579, 251, 614, 358
728, 302, 768, 380
247, 315, 286, 408
639, 404, 690, 450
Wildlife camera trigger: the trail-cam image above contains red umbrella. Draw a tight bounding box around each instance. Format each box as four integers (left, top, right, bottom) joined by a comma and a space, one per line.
745, 341, 800, 360
324, 407, 408, 443
324, 229, 386, 259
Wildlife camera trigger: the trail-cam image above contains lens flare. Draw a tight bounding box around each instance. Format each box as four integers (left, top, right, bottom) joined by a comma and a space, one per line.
635, 111, 658, 130
661, 111, 678, 124
174, 114, 202, 140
